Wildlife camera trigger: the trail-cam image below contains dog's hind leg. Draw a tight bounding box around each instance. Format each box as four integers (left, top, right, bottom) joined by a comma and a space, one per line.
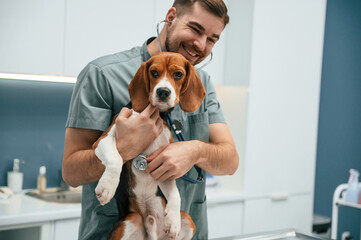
108, 213, 146, 240
158, 181, 181, 239
177, 211, 196, 240
144, 215, 158, 240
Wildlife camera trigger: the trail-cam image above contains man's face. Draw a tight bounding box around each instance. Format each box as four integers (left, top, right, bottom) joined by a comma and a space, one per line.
165, 3, 224, 66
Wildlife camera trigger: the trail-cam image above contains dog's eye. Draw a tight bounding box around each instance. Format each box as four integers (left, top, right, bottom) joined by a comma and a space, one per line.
150, 70, 158, 78
174, 72, 183, 80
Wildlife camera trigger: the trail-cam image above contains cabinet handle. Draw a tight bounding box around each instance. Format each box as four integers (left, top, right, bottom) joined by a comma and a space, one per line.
270, 194, 290, 201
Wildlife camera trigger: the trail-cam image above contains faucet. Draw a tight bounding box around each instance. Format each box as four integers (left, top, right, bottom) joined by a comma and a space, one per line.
59, 170, 70, 192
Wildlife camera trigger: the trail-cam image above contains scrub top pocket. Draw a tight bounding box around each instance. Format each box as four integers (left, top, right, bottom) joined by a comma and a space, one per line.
184, 111, 210, 142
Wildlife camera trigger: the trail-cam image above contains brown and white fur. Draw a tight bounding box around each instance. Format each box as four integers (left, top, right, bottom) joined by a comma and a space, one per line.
92, 52, 206, 240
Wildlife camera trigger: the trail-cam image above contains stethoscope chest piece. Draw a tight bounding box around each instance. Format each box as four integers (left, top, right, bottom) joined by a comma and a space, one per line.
132, 154, 148, 171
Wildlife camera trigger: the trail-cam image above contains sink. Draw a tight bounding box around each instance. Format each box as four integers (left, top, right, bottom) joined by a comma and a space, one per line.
25, 190, 82, 204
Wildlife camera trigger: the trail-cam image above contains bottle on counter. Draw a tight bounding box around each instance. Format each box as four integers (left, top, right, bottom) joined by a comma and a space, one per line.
37, 166, 47, 194
346, 169, 360, 204
7, 158, 24, 193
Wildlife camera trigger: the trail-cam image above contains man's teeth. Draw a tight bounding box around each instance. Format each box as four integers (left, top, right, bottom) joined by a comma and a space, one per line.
184, 46, 197, 57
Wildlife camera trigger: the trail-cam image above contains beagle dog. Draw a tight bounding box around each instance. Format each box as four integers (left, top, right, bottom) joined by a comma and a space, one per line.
92, 52, 206, 240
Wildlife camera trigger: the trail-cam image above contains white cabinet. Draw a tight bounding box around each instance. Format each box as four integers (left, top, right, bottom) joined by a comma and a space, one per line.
208, 201, 243, 239
0, 0, 226, 85
0, 218, 80, 240
0, 0, 65, 75
243, 194, 313, 234
216, 0, 327, 235
53, 218, 80, 240
63, 0, 156, 76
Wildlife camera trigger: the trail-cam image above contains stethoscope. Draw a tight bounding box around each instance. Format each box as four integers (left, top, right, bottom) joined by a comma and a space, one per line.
156, 20, 213, 71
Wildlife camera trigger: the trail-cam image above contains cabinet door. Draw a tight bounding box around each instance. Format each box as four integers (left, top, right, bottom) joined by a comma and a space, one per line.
242, 0, 324, 197
243, 194, 312, 234
53, 218, 80, 240
207, 201, 243, 239
64, 0, 156, 76
0, 0, 65, 75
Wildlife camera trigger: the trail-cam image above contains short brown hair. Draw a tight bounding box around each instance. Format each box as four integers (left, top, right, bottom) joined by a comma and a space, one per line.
172, 0, 229, 28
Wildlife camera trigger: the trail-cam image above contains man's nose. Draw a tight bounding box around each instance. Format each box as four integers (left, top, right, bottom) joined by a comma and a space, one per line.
156, 88, 171, 101
193, 35, 207, 52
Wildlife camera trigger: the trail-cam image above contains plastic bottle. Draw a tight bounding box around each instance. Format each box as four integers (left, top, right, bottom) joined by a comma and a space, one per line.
7, 158, 24, 193
346, 169, 360, 204
37, 166, 47, 194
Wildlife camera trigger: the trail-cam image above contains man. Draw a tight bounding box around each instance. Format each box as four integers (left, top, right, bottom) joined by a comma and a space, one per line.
62, 0, 239, 239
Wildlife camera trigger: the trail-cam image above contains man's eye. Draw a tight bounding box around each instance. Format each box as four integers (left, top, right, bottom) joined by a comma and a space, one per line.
208, 37, 216, 44
150, 70, 158, 78
190, 26, 201, 34
174, 72, 183, 80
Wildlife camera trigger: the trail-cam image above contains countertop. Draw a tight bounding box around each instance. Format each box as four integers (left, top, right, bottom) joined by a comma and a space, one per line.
0, 190, 81, 228
0, 187, 244, 229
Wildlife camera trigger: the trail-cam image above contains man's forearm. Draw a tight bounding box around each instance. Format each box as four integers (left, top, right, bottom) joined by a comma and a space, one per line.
194, 140, 239, 176
62, 149, 105, 187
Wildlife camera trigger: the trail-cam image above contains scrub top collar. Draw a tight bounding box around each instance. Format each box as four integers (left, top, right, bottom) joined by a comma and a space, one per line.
141, 37, 156, 62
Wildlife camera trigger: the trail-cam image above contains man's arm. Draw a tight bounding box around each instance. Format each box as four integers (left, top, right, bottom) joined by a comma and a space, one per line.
194, 123, 239, 175
62, 105, 163, 187
146, 123, 239, 182
62, 128, 104, 187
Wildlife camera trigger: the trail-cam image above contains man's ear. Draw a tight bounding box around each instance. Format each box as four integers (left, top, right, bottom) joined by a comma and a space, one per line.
165, 7, 177, 24
128, 62, 150, 112
179, 61, 206, 112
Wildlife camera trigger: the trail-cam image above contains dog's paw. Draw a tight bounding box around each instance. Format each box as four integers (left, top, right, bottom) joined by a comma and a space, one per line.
164, 209, 181, 239
95, 174, 119, 205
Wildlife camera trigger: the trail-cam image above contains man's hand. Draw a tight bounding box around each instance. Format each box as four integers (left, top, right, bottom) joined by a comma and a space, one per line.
145, 123, 239, 182
115, 104, 163, 161
145, 141, 199, 182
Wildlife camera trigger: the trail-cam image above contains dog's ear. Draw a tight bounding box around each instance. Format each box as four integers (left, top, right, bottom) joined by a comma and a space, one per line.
128, 61, 150, 112
179, 61, 206, 112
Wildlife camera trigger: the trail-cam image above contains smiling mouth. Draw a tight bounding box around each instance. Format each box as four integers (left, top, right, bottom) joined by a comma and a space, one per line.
182, 44, 199, 58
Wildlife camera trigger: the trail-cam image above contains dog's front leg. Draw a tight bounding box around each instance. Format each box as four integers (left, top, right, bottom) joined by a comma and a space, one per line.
158, 180, 181, 239
93, 125, 123, 205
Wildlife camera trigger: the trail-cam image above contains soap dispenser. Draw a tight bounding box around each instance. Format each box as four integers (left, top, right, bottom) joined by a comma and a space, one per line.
346, 169, 360, 204
7, 158, 24, 193
37, 166, 47, 194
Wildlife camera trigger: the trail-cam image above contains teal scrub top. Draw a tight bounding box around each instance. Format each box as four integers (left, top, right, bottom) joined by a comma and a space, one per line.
66, 38, 225, 240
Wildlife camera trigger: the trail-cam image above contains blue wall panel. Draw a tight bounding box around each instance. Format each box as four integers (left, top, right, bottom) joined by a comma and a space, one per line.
0, 79, 74, 189
314, 0, 361, 238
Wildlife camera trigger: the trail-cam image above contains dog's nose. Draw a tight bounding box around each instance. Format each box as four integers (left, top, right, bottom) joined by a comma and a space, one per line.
156, 88, 171, 101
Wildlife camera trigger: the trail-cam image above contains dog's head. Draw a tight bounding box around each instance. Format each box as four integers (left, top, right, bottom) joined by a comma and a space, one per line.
128, 52, 206, 113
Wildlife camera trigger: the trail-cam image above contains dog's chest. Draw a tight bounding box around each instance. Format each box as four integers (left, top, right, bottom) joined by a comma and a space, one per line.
129, 111, 171, 211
